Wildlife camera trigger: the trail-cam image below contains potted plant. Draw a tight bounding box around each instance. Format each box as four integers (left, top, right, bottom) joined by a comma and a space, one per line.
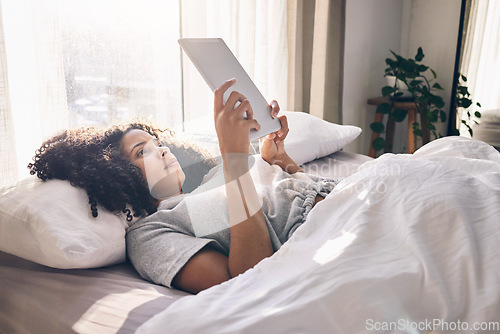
454, 73, 481, 136
371, 47, 447, 153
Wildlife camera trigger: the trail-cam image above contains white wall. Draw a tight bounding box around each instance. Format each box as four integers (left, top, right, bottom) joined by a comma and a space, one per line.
343, 0, 403, 154
405, 0, 461, 138
343, 0, 461, 155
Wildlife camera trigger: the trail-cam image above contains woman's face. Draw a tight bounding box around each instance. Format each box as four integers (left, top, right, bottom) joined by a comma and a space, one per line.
121, 129, 185, 200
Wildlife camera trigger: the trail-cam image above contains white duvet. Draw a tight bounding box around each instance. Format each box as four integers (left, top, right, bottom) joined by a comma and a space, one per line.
138, 137, 500, 334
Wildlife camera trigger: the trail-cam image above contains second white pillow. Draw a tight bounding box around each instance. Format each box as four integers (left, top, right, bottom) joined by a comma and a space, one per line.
282, 111, 362, 165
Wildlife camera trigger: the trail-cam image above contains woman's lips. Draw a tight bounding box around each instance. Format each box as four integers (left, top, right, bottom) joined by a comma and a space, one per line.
164, 159, 179, 169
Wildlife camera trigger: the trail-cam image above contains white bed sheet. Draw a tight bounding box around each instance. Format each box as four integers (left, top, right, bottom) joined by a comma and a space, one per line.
138, 137, 500, 334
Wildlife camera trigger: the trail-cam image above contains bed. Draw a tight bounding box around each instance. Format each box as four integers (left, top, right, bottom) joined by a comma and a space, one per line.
1, 112, 500, 334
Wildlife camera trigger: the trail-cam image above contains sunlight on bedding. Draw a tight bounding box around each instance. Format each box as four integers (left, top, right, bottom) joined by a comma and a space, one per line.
313, 231, 356, 265
356, 188, 371, 204
72, 288, 161, 333
262, 306, 284, 317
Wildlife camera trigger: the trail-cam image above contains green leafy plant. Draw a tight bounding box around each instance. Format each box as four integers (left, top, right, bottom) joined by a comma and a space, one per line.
371, 47, 447, 153
455, 73, 481, 136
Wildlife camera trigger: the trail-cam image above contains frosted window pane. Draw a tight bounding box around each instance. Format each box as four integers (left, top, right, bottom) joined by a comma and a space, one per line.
59, 0, 182, 130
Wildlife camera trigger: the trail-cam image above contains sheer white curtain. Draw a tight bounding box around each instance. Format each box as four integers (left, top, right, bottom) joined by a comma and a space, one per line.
460, 0, 500, 111
1, 0, 68, 186
179, 0, 288, 132
0, 2, 17, 187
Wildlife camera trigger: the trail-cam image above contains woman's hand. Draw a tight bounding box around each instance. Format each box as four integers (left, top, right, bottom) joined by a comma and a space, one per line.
214, 78, 261, 155
260, 105, 303, 174
259, 101, 289, 165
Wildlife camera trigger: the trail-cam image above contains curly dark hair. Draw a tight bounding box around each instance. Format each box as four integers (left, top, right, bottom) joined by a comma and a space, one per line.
28, 121, 218, 221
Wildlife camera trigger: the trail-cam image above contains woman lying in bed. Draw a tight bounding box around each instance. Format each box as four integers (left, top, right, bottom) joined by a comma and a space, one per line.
28, 79, 340, 294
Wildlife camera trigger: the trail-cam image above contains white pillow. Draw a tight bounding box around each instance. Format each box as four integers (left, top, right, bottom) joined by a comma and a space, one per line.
0, 177, 128, 269
282, 111, 362, 165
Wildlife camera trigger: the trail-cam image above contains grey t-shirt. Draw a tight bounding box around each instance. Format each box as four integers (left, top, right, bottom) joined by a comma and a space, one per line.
126, 155, 340, 288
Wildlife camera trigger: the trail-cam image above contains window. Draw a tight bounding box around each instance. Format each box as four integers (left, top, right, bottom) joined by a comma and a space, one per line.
59, 0, 183, 129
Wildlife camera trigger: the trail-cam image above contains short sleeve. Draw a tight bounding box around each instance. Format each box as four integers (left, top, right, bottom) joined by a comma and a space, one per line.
126, 219, 217, 288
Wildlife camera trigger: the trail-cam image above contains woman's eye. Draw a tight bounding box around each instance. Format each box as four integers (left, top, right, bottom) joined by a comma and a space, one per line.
136, 139, 160, 158
137, 147, 149, 157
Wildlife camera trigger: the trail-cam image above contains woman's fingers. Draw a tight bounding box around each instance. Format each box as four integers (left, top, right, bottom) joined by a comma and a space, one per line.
235, 99, 254, 120
213, 77, 262, 155
225, 91, 255, 123
270, 100, 280, 119
267, 101, 286, 141
247, 118, 261, 131
226, 91, 245, 111
235, 99, 260, 130
214, 78, 236, 112
275, 115, 289, 141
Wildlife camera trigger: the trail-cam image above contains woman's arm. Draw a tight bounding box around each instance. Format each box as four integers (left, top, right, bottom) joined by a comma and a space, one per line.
172, 246, 230, 294
214, 78, 274, 277
268, 152, 304, 174
173, 79, 274, 294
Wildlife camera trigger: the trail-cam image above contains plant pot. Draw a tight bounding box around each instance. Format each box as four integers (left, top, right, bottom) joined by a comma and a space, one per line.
385, 75, 413, 99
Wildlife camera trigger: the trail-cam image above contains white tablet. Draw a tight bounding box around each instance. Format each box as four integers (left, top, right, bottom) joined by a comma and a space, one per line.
178, 38, 282, 142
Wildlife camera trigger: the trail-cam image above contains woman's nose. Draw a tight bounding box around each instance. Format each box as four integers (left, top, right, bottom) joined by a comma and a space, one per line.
160, 146, 170, 157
